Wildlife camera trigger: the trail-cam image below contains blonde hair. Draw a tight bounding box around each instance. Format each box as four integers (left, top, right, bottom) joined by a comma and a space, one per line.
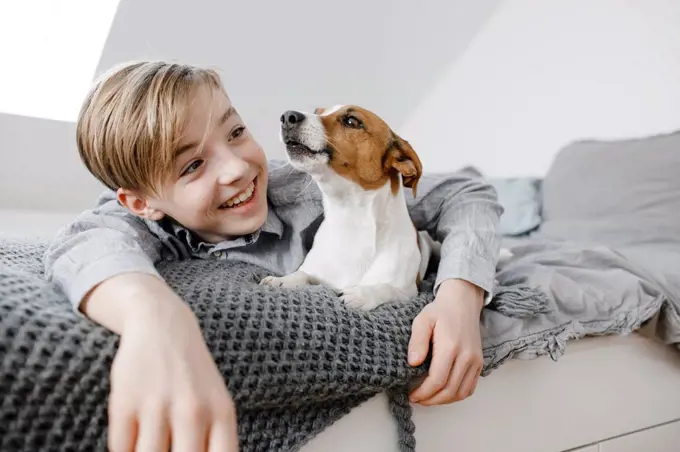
76, 60, 224, 194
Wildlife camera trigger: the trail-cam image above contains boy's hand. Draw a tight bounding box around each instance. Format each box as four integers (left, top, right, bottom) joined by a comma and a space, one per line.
407, 279, 485, 405
82, 273, 239, 452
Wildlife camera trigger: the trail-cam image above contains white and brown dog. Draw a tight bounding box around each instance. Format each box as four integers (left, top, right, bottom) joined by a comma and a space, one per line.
260, 105, 437, 310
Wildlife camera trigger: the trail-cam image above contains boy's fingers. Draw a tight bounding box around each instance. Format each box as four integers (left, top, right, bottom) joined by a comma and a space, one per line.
135, 409, 170, 452
418, 353, 468, 406
208, 419, 240, 452
108, 410, 138, 452
408, 312, 436, 366
456, 364, 482, 401
409, 336, 455, 402
447, 355, 470, 398
170, 416, 209, 452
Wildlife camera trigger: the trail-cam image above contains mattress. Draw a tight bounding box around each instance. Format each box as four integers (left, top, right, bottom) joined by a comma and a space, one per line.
301, 333, 680, 452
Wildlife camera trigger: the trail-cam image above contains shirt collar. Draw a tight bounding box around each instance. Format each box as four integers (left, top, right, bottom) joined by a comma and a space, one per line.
261, 204, 284, 237
168, 202, 283, 254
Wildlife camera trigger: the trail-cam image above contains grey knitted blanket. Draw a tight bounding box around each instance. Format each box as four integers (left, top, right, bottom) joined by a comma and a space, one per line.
1, 236, 670, 451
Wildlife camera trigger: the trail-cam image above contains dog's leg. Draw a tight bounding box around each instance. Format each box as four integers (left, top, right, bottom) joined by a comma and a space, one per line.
259, 270, 320, 289
340, 283, 415, 311
340, 230, 423, 310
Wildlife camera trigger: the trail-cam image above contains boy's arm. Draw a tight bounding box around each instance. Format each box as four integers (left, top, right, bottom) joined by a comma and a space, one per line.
43, 191, 166, 312
406, 166, 502, 406
406, 166, 503, 303
46, 193, 240, 451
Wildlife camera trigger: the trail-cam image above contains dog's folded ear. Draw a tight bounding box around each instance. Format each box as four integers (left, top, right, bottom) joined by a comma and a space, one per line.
385, 134, 423, 197
314, 107, 326, 115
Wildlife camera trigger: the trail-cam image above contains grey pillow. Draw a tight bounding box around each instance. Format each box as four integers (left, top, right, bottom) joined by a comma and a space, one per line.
489, 177, 542, 236
460, 165, 543, 237
539, 130, 680, 248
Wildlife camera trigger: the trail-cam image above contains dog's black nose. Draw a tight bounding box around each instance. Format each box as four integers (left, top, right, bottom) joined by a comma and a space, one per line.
280, 110, 305, 127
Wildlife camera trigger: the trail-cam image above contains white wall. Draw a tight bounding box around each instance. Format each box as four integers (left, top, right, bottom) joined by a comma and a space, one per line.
0, 113, 104, 212
4, 0, 680, 214
401, 0, 680, 178
96, 0, 501, 162
1, 0, 501, 212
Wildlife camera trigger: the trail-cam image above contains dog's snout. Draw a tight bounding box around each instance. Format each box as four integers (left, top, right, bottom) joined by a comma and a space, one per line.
281, 110, 306, 127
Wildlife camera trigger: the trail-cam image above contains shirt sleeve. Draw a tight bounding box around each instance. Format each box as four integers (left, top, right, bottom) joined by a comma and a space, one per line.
406, 166, 503, 304
43, 191, 165, 312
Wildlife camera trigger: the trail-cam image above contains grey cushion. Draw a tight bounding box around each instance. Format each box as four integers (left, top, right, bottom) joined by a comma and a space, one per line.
539, 130, 680, 248
489, 177, 542, 236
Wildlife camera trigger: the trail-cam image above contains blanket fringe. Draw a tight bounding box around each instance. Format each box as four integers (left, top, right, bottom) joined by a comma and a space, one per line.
387, 386, 416, 452
487, 281, 551, 318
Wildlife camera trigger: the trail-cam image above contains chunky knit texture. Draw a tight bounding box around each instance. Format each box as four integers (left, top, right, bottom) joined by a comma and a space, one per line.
0, 238, 548, 451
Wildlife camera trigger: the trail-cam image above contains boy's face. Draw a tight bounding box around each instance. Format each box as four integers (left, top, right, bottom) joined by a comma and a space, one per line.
126, 86, 269, 242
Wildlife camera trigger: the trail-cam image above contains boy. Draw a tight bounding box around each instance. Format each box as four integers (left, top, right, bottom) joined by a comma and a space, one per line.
44, 60, 503, 451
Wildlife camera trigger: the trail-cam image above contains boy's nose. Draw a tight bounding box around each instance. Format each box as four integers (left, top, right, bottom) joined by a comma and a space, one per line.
217, 156, 249, 186
280, 110, 306, 128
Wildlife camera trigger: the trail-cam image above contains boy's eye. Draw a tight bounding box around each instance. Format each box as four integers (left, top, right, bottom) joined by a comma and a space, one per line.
181, 159, 203, 176
229, 125, 246, 141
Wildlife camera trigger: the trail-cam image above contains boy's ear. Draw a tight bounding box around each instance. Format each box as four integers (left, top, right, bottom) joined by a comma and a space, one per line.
116, 188, 165, 221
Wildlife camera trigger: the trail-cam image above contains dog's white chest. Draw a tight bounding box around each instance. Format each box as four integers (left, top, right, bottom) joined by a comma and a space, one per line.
299, 181, 422, 292
304, 210, 379, 287
260, 168, 426, 310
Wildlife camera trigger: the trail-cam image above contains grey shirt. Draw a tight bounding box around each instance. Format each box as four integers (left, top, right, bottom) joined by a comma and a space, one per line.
43, 161, 503, 310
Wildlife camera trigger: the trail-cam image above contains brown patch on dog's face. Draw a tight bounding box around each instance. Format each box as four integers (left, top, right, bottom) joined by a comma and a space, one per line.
318, 105, 423, 196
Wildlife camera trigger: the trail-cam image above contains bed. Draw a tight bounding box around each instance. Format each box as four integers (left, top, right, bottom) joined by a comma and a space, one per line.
1, 130, 679, 452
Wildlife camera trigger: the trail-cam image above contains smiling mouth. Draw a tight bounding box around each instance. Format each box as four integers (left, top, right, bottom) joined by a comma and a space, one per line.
219, 179, 256, 209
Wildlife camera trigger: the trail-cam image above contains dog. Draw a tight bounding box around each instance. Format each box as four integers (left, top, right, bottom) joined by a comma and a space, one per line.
259, 105, 436, 310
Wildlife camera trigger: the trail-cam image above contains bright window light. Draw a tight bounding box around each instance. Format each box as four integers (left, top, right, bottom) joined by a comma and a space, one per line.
0, 0, 120, 122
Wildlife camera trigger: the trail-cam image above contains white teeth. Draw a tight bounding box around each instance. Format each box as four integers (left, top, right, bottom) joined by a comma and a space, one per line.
221, 181, 255, 209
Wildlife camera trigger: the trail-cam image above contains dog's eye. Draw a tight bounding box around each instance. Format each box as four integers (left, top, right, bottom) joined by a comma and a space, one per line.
342, 115, 363, 129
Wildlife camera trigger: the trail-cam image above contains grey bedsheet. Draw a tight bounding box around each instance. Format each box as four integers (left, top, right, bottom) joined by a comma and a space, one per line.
529, 129, 680, 352
482, 232, 680, 371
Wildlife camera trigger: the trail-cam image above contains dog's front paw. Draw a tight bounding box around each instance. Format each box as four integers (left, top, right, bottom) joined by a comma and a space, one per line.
339, 286, 383, 311
259, 271, 312, 289
340, 284, 413, 311
259, 275, 283, 287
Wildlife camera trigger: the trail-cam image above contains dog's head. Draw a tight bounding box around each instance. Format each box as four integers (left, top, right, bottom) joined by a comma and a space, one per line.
279, 105, 422, 197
